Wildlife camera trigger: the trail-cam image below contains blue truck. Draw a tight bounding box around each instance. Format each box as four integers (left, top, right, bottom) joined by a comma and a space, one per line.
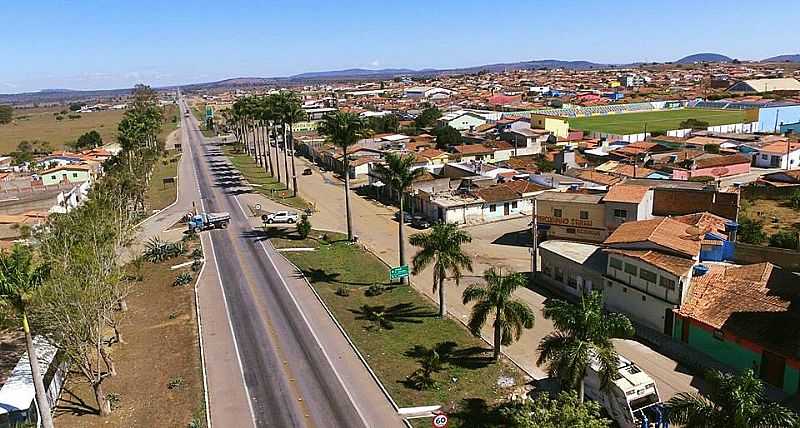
187, 211, 230, 233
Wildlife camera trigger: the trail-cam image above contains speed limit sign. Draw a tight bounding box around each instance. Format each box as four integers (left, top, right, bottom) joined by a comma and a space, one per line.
432, 413, 448, 428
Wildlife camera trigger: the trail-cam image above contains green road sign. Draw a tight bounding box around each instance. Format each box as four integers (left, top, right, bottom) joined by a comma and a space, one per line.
389, 265, 410, 280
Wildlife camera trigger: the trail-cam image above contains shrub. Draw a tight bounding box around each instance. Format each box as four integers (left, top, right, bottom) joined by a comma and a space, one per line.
769, 230, 799, 250
191, 247, 203, 260
174, 272, 193, 287
167, 377, 185, 389
106, 392, 121, 410
143, 237, 171, 262
297, 214, 312, 239
790, 190, 800, 210
365, 284, 386, 297
738, 217, 767, 245
335, 285, 350, 297
191, 259, 203, 272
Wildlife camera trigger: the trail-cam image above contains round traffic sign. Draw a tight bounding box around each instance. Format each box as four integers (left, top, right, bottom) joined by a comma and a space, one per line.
432, 413, 448, 428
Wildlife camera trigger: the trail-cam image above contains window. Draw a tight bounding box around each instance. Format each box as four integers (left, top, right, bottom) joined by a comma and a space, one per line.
553, 208, 562, 218
610, 257, 623, 270
511, 201, 518, 209
713, 330, 724, 341
641, 295, 646, 301
489, 204, 496, 212
542, 264, 551, 276
613, 209, 628, 219
567, 275, 578, 289
761, 154, 768, 160
640, 269, 657, 283
566, 227, 576, 234
624, 263, 638, 275
580, 210, 589, 220
72, 173, 78, 178
659, 277, 676, 290
554, 267, 564, 282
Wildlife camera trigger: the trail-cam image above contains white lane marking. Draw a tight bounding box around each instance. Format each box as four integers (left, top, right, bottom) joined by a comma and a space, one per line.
187, 105, 258, 428
231, 194, 370, 428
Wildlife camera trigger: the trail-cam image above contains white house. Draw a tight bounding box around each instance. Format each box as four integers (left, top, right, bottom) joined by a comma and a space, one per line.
437, 111, 488, 131
753, 141, 800, 169
404, 86, 455, 99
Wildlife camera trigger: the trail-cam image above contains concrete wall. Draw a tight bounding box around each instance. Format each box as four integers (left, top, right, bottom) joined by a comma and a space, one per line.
732, 242, 800, 271
652, 188, 739, 220
539, 247, 604, 298
758, 105, 800, 133
606, 253, 689, 306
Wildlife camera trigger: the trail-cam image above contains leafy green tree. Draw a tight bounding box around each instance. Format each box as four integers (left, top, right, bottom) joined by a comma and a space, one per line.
0, 245, 56, 428
680, 118, 710, 130
368, 114, 400, 133
371, 153, 426, 283
0, 104, 13, 124
409, 223, 473, 318
279, 92, 308, 197
666, 369, 797, 428
68, 102, 84, 112
73, 130, 103, 150
434, 125, 462, 150
769, 230, 799, 249
317, 111, 371, 241
738, 217, 767, 244
704, 143, 720, 154
414, 106, 441, 129
497, 392, 610, 427
462, 267, 535, 360
789, 189, 800, 210
537, 291, 634, 402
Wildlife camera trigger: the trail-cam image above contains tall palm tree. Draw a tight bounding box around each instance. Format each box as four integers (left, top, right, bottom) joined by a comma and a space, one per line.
0, 245, 55, 428
272, 93, 291, 189
317, 111, 371, 241
372, 153, 426, 284
409, 223, 473, 318
666, 369, 797, 428
537, 290, 634, 402
281, 95, 308, 197
462, 267, 535, 360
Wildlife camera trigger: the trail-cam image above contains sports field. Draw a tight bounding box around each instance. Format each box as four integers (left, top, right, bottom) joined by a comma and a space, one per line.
0, 107, 125, 154
567, 108, 748, 134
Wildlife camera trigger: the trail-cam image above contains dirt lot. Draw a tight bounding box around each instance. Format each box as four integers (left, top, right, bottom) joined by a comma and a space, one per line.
741, 198, 800, 236
0, 107, 125, 154
55, 238, 205, 428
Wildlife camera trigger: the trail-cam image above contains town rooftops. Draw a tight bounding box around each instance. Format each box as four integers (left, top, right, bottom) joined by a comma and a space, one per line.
535, 191, 604, 204
604, 217, 703, 258
453, 144, 494, 155
758, 141, 800, 154
473, 184, 521, 203
602, 184, 651, 204
40, 164, 93, 174
539, 240, 607, 273
673, 211, 731, 236
692, 153, 751, 169
504, 180, 547, 195
678, 262, 800, 358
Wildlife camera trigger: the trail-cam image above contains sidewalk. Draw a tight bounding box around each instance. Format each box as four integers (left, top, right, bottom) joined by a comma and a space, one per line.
247, 150, 704, 400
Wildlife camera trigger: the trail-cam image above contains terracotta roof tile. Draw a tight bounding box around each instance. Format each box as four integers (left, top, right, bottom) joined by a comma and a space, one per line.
605, 249, 695, 276
604, 217, 703, 258
473, 184, 520, 203
504, 180, 547, 195
603, 184, 651, 204
693, 154, 751, 169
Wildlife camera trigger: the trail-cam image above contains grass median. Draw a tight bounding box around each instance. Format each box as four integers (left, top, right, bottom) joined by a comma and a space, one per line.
268, 228, 525, 426
224, 146, 310, 210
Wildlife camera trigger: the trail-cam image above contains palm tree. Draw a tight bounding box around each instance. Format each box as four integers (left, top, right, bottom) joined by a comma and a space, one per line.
666, 369, 797, 428
537, 290, 634, 402
371, 153, 426, 284
281, 94, 308, 197
462, 267, 535, 360
0, 245, 55, 428
317, 111, 371, 241
409, 222, 473, 318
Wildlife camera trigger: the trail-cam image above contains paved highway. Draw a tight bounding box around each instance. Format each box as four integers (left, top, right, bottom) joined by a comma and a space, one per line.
177, 99, 402, 428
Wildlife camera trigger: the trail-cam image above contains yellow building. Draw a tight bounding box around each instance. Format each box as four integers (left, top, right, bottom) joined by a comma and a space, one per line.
531, 114, 570, 138
535, 192, 607, 243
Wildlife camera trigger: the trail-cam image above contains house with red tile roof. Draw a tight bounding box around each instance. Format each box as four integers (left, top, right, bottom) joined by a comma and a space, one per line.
671, 153, 751, 180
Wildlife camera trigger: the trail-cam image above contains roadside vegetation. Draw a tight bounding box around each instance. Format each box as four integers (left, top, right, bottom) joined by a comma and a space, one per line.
0, 86, 205, 427
224, 146, 310, 210
738, 193, 800, 249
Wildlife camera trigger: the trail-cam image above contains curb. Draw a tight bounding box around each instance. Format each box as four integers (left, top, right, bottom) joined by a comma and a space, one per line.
271, 242, 413, 428
192, 247, 213, 428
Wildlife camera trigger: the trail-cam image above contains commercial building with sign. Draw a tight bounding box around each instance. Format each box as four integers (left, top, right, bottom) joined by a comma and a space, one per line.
535, 192, 607, 243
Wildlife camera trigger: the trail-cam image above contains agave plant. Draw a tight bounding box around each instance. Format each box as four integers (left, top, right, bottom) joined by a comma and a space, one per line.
143, 237, 170, 263
173, 272, 193, 287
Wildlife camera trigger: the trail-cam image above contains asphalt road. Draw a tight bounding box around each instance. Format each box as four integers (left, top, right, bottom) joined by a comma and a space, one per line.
177, 100, 381, 428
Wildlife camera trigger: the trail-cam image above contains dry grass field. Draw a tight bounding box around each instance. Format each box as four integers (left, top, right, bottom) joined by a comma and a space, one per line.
0, 107, 125, 154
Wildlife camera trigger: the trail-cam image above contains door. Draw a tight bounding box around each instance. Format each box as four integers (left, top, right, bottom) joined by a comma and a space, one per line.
760, 351, 786, 388
503, 202, 510, 216
663, 308, 675, 336
680, 317, 690, 343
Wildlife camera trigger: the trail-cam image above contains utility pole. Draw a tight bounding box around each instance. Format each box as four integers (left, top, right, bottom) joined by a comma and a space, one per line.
530, 197, 538, 274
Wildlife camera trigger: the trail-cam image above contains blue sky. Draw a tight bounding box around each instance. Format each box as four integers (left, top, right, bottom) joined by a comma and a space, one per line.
3, 0, 799, 93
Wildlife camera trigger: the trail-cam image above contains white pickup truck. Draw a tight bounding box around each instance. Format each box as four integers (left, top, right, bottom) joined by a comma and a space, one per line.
262, 211, 299, 224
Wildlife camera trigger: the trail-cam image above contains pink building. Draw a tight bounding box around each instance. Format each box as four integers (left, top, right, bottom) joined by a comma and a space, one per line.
672, 154, 751, 180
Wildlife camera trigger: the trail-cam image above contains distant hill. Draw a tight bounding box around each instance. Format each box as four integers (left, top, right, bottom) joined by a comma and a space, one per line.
291, 68, 416, 79
675, 53, 732, 64
761, 54, 800, 63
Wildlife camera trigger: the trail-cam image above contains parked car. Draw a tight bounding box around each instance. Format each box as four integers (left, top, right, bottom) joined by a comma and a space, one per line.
411, 216, 431, 229
262, 211, 299, 224
302, 168, 313, 175
393, 211, 413, 223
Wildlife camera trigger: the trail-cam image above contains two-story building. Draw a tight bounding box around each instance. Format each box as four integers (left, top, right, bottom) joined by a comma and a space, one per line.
38, 165, 93, 186
602, 184, 655, 233
535, 192, 608, 243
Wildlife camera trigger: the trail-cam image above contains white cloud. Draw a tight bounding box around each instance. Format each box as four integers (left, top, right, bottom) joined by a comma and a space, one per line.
370, 59, 381, 67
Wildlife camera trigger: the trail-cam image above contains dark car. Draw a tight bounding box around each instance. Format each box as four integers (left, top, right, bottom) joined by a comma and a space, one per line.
393, 211, 413, 223
411, 216, 431, 229
302, 168, 313, 175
